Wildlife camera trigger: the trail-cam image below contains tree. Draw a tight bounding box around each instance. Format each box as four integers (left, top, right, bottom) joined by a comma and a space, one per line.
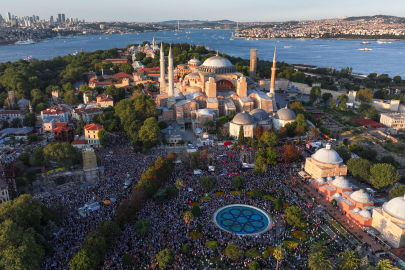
348, 142, 359, 153
183, 211, 193, 234
175, 178, 184, 196
30, 147, 46, 167
219, 126, 229, 137
296, 113, 307, 131
253, 124, 264, 139
64, 91, 79, 105
376, 259, 400, 270
200, 176, 213, 190
310, 241, 329, 256
122, 254, 133, 267
191, 152, 200, 169
273, 198, 284, 210
393, 75, 402, 84
347, 158, 371, 182
285, 206, 306, 228
22, 113, 36, 127
333, 146, 351, 163
380, 156, 399, 168
308, 127, 320, 140
249, 261, 260, 270
10, 117, 22, 128
308, 252, 332, 270
282, 145, 301, 163
156, 249, 175, 269
310, 86, 321, 103
273, 246, 285, 270
18, 152, 30, 167
238, 125, 245, 145
224, 243, 243, 261
98, 129, 107, 147
259, 131, 278, 148
322, 93, 333, 103
75, 120, 85, 136
120, 63, 134, 74
290, 101, 306, 115
357, 89, 373, 102
139, 117, 160, 149
370, 163, 400, 190
232, 176, 245, 189
0, 220, 45, 270
338, 250, 361, 270
134, 219, 150, 236
363, 107, 379, 121
191, 205, 201, 217
389, 185, 405, 199
43, 142, 79, 168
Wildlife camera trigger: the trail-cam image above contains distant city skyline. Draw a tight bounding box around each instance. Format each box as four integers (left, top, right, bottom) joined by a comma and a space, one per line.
2, 0, 405, 22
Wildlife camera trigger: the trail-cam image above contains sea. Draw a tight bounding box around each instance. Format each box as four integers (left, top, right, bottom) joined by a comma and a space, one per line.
0, 29, 404, 77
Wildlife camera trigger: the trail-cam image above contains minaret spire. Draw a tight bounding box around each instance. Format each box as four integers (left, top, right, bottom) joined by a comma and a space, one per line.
270, 47, 277, 94
159, 42, 166, 94
167, 45, 176, 109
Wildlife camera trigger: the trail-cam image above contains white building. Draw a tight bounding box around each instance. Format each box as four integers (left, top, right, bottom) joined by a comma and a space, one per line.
272, 106, 297, 131
380, 113, 405, 131
229, 109, 273, 139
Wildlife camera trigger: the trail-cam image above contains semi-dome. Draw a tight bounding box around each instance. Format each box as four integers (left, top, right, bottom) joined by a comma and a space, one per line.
185, 72, 200, 79
311, 144, 343, 164
353, 207, 361, 213
202, 56, 233, 68
231, 112, 255, 125
350, 189, 371, 204
383, 196, 405, 220
250, 108, 269, 120
275, 107, 296, 121
331, 176, 350, 189
359, 210, 372, 219
188, 58, 201, 64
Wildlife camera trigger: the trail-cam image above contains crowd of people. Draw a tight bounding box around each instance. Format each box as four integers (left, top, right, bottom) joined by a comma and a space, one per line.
34, 136, 376, 269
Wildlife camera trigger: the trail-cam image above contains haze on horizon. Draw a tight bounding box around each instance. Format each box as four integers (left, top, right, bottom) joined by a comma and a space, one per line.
2, 0, 404, 22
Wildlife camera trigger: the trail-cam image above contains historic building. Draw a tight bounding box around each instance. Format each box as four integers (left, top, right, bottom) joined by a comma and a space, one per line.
84, 123, 104, 147
229, 109, 273, 139
372, 195, 405, 248
156, 43, 277, 129
272, 106, 297, 131
310, 176, 374, 227
304, 143, 348, 178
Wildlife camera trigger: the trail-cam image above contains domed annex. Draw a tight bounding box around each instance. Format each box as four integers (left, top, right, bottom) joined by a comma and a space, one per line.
272, 105, 296, 130
229, 111, 272, 139
350, 189, 371, 204
372, 194, 405, 248
331, 176, 351, 189
304, 143, 347, 179
311, 144, 343, 165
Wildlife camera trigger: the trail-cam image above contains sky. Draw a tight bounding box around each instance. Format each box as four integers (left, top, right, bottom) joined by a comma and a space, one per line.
2, 0, 405, 22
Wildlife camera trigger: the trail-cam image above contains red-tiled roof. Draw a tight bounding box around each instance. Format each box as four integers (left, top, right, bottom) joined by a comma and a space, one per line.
100, 98, 114, 102
138, 67, 160, 72
84, 123, 104, 131
350, 118, 386, 128
53, 127, 71, 132
55, 122, 68, 127
42, 106, 70, 115
71, 140, 88, 145
112, 72, 132, 79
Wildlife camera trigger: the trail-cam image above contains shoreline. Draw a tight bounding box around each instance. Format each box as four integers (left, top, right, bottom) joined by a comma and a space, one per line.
233, 36, 404, 41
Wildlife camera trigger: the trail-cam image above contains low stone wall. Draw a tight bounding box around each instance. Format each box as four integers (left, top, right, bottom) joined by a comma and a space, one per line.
292, 82, 347, 100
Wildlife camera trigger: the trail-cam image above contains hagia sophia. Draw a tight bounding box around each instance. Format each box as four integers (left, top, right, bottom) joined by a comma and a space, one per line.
305, 143, 405, 248
155, 43, 297, 137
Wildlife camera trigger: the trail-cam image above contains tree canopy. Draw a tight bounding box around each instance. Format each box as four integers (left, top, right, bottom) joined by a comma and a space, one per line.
370, 163, 400, 190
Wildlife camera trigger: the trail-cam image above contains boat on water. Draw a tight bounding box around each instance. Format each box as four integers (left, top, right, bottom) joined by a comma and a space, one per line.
284, 46, 292, 48
230, 38, 234, 40
377, 41, 387, 44
15, 39, 36, 45
360, 41, 370, 44
72, 50, 79, 56
358, 48, 372, 51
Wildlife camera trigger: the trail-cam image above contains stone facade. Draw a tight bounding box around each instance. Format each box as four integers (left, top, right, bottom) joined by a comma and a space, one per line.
305, 157, 347, 178
372, 208, 405, 248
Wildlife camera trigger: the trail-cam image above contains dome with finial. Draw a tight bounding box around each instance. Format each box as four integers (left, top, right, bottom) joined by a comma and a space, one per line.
311, 143, 343, 164
275, 105, 296, 121
383, 194, 405, 220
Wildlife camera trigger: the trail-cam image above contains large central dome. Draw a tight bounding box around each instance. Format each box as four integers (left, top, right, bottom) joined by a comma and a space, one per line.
383, 196, 405, 220
199, 55, 236, 74
202, 56, 233, 68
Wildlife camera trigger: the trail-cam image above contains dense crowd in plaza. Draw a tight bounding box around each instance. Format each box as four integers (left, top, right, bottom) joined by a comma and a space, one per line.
34, 135, 376, 269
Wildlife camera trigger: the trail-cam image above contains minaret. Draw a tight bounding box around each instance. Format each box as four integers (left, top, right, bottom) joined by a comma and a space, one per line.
270, 47, 277, 94
29, 101, 33, 114
152, 36, 156, 50
159, 42, 166, 94
167, 45, 176, 109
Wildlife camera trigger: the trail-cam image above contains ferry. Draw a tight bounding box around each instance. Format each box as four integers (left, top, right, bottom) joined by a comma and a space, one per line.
358, 48, 372, 51
284, 46, 292, 48
15, 39, 36, 45
360, 41, 370, 44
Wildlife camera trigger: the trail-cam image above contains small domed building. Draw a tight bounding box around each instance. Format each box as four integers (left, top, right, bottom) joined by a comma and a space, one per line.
304, 143, 348, 179
272, 106, 296, 131
372, 195, 405, 248
229, 109, 273, 139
